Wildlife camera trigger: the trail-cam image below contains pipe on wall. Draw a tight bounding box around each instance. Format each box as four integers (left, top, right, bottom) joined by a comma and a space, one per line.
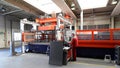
4, 15, 7, 47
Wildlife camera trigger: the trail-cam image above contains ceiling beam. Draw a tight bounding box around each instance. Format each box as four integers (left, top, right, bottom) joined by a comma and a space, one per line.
111, 1, 120, 16
0, 0, 20, 9
2, 10, 23, 15
73, 0, 81, 11
77, 11, 111, 17
52, 0, 77, 19
4, 0, 42, 16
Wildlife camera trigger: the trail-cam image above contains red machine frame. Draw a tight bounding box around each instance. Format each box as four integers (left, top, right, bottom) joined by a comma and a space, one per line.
76, 29, 120, 48
36, 15, 70, 31
22, 32, 35, 42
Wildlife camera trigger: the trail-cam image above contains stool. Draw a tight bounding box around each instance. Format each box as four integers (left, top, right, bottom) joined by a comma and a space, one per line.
104, 55, 111, 62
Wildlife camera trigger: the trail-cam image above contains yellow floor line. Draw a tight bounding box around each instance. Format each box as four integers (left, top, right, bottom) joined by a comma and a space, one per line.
71, 62, 115, 68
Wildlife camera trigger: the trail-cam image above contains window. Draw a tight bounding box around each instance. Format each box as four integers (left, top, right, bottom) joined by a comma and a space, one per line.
83, 25, 87, 30
72, 26, 75, 30
88, 25, 96, 30
98, 24, 109, 29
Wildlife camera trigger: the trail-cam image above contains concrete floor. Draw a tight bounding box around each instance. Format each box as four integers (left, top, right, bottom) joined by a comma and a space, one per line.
0, 48, 120, 68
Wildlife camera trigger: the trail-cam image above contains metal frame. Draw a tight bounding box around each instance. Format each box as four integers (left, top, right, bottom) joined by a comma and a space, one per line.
56, 14, 72, 41
20, 18, 39, 53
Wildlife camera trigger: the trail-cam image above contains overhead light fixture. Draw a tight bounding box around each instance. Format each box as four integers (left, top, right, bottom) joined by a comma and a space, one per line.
77, 0, 109, 10
71, 2, 75, 10
71, 2, 75, 7
112, 0, 117, 4
1, 8, 6, 12
23, 0, 61, 14
0, 5, 6, 12
71, 7, 75, 10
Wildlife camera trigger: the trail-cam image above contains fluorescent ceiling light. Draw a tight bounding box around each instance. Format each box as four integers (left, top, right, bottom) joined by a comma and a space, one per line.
24, 0, 61, 14
77, 0, 108, 10
71, 7, 75, 10
71, 2, 75, 7
112, 0, 117, 4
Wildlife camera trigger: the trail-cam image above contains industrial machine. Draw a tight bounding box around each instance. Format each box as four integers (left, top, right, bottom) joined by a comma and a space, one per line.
21, 19, 50, 54
20, 18, 39, 53
20, 18, 120, 65
19, 14, 120, 66
49, 14, 72, 65
21, 14, 73, 66
76, 29, 120, 48
76, 29, 120, 60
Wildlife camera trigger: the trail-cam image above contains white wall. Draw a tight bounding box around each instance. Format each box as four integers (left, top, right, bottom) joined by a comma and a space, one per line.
0, 15, 20, 48
115, 16, 120, 28
0, 16, 5, 48
5, 17, 11, 48
6, 15, 20, 48
78, 15, 110, 25
76, 15, 111, 29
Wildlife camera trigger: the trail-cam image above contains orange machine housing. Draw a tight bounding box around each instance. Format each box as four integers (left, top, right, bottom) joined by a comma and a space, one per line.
35, 15, 71, 31
76, 29, 120, 48
22, 32, 35, 42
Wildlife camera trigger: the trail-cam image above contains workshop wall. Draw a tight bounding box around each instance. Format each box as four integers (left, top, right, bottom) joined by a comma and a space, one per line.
76, 15, 110, 30
5, 15, 20, 48
115, 16, 120, 28
0, 16, 5, 48
0, 15, 35, 48
0, 15, 20, 48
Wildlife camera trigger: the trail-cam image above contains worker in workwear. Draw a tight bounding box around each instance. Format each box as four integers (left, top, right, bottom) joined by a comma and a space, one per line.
71, 33, 78, 61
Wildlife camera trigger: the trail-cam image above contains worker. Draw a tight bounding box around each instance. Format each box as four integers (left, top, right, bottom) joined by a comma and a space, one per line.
70, 33, 78, 61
